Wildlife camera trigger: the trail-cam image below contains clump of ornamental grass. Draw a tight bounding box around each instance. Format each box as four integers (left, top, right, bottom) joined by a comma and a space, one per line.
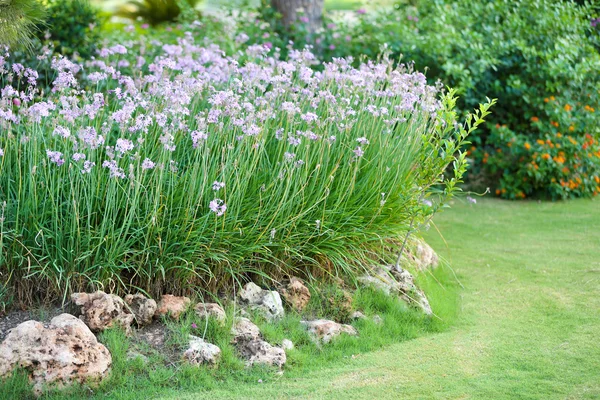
0, 35, 494, 306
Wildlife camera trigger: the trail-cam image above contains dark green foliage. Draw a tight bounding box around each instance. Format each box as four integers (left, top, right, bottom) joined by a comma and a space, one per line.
40, 0, 101, 59
116, 0, 202, 26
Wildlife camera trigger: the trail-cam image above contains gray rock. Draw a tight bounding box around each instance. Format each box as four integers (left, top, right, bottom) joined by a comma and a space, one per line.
231, 317, 261, 343
194, 302, 226, 322
238, 282, 284, 321
124, 293, 157, 326
358, 265, 432, 315
236, 339, 286, 368
350, 311, 367, 320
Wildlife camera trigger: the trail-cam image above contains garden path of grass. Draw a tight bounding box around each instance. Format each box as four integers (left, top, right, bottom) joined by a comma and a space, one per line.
174, 199, 600, 399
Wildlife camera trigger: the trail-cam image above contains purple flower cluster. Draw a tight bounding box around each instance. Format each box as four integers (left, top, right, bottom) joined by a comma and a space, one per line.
0, 33, 443, 220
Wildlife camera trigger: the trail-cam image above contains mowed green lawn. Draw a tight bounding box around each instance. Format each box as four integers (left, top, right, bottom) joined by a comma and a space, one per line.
173, 199, 600, 399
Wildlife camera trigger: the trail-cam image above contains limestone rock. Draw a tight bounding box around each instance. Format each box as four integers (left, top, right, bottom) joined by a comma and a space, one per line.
406, 238, 439, 270
154, 295, 191, 320
358, 265, 432, 315
124, 293, 157, 326
238, 282, 284, 321
280, 277, 311, 312
231, 317, 261, 343
236, 339, 286, 368
0, 314, 111, 395
300, 319, 358, 344
126, 350, 149, 363
281, 339, 294, 351
372, 315, 383, 325
350, 311, 366, 320
194, 302, 226, 322
183, 335, 221, 365
71, 291, 134, 333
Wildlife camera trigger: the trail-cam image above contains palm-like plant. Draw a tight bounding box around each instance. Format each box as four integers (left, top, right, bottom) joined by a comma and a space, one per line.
0, 0, 46, 48
116, 0, 202, 26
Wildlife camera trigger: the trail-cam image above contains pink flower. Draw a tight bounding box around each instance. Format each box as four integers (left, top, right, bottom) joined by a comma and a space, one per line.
209, 199, 227, 216
356, 8, 366, 15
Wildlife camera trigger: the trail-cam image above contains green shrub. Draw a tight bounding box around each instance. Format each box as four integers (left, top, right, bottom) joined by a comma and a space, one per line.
116, 0, 202, 26
40, 0, 101, 59
478, 95, 600, 200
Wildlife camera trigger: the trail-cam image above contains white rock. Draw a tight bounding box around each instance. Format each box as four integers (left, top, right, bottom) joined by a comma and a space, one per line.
183, 335, 221, 365
281, 339, 294, 350
300, 319, 358, 344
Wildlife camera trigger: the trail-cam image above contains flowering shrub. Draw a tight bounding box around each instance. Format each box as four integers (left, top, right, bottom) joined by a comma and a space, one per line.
0, 34, 492, 303
474, 94, 600, 200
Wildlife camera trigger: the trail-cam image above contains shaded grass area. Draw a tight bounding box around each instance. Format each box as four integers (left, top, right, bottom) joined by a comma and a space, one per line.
0, 265, 459, 399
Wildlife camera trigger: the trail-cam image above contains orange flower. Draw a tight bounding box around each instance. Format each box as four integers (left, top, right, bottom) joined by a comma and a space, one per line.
542, 153, 551, 160
495, 189, 501, 196
501, 188, 507, 194
550, 96, 555, 101
564, 104, 572, 112
595, 176, 600, 184
536, 139, 545, 145
544, 98, 549, 103
531, 116, 539, 123
524, 142, 531, 150
569, 125, 575, 132
551, 121, 559, 128
562, 167, 570, 174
